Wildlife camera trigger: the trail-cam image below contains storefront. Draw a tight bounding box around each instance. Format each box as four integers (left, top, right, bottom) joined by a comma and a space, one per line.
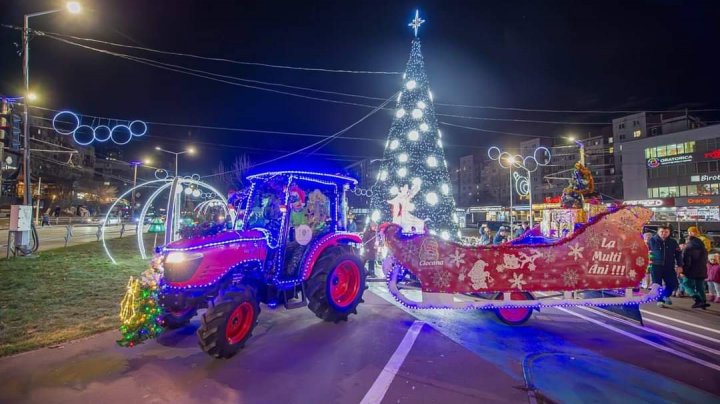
625, 197, 720, 231
465, 205, 531, 227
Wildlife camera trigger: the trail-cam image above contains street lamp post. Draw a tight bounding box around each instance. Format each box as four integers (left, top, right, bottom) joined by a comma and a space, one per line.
21, 2, 81, 208
155, 146, 195, 177
129, 160, 142, 219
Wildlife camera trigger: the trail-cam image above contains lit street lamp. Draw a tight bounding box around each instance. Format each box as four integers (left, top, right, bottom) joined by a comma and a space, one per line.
21, 2, 81, 208
155, 146, 195, 177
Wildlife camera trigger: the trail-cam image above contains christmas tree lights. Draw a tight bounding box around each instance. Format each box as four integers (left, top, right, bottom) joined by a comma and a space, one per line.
369, 11, 459, 237
117, 266, 164, 347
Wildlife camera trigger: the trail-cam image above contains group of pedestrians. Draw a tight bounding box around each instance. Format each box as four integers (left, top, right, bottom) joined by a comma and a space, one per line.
478, 222, 529, 246
647, 225, 714, 309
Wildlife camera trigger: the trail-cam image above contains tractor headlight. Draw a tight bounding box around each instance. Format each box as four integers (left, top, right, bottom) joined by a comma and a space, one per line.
163, 252, 204, 283
165, 252, 203, 264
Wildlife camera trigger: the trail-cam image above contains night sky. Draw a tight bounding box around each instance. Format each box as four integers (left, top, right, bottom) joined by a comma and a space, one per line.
2, 0, 719, 176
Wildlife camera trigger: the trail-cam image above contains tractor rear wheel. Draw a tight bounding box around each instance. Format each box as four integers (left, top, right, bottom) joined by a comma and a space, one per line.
306, 249, 365, 322
197, 285, 260, 358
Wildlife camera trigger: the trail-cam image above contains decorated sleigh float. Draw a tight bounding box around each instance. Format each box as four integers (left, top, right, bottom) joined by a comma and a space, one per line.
382, 205, 660, 325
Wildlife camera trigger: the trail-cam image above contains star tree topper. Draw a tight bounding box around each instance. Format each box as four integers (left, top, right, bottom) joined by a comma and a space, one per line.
409, 9, 425, 37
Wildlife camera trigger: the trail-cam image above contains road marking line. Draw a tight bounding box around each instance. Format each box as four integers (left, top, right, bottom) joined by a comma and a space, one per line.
641, 317, 720, 345
641, 310, 720, 335
574, 306, 720, 355
555, 307, 720, 372
360, 320, 424, 404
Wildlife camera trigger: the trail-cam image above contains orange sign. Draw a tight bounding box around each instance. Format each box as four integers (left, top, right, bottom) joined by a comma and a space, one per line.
688, 198, 713, 205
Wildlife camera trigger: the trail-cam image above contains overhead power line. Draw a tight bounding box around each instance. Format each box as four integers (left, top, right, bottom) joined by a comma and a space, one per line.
34, 28, 402, 75
24, 27, 720, 116
34, 34, 672, 126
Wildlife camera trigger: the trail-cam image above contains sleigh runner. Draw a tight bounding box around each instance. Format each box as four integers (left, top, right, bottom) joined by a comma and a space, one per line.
382, 205, 661, 324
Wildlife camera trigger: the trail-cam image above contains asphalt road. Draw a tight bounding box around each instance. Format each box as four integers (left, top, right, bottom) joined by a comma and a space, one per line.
0, 281, 718, 403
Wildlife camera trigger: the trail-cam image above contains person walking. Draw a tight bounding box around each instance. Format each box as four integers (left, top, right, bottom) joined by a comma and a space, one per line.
681, 229, 710, 309
647, 225, 683, 308
363, 222, 378, 278
706, 253, 720, 303
41, 213, 50, 227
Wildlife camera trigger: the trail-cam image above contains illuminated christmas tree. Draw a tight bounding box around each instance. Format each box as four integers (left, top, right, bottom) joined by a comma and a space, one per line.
369, 11, 459, 239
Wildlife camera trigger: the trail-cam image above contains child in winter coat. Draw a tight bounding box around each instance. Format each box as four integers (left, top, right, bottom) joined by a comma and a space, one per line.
707, 253, 720, 303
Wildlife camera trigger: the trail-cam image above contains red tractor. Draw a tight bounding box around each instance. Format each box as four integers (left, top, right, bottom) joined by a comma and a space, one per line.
154, 171, 366, 358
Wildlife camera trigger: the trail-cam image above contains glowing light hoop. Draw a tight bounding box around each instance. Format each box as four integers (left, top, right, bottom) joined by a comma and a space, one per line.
53, 110, 80, 135
154, 169, 169, 180
129, 120, 147, 137
488, 146, 552, 173
110, 125, 133, 145
51, 110, 148, 146
73, 125, 95, 146
93, 125, 112, 142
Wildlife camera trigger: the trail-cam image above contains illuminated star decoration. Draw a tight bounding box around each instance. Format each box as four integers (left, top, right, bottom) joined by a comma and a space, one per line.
408, 10, 425, 37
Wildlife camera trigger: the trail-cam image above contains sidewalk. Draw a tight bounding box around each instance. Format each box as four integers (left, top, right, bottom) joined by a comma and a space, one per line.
2, 224, 145, 255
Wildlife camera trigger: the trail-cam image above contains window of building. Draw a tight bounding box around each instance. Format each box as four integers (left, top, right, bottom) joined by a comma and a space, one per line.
608, 137, 613, 144
710, 161, 719, 172
651, 127, 658, 136
688, 185, 698, 196
689, 163, 698, 174
667, 144, 678, 156
658, 187, 669, 197
609, 146, 614, 154
698, 162, 709, 174
620, 134, 626, 140
678, 164, 687, 175
686, 141, 695, 153
657, 146, 667, 157
609, 167, 615, 174
633, 130, 642, 138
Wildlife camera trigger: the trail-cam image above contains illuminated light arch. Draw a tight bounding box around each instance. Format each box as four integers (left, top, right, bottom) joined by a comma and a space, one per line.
102, 179, 167, 264
137, 178, 228, 260
194, 199, 230, 217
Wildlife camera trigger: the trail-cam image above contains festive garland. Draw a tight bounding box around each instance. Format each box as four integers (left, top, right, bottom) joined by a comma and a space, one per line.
117, 262, 164, 347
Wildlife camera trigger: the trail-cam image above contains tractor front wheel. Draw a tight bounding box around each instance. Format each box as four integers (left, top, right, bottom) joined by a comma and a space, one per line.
197, 285, 260, 358
306, 249, 365, 322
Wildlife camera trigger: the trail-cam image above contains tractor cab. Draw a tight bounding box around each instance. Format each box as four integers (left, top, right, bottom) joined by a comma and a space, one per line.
242, 171, 357, 279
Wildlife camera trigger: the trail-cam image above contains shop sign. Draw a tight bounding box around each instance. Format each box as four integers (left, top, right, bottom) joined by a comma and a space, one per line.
646, 155, 693, 168
675, 196, 720, 206
704, 149, 720, 159
691, 174, 720, 183
625, 199, 673, 207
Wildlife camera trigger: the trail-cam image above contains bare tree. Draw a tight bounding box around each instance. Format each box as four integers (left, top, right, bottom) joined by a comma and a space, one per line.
213, 154, 251, 193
